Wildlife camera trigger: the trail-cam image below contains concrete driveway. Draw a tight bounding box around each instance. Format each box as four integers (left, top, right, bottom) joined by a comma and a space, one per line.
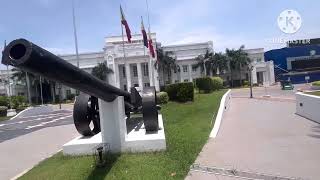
187, 86, 320, 180
0, 109, 78, 180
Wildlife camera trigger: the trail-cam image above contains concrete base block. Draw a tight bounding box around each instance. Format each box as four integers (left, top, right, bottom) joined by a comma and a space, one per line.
122, 114, 166, 152
7, 109, 17, 117
62, 133, 102, 155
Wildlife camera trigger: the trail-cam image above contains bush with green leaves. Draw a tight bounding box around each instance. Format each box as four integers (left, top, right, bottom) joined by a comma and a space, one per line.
0, 96, 9, 107
165, 82, 194, 102
194, 77, 213, 93
11, 96, 27, 109
0, 106, 7, 117
66, 94, 76, 101
243, 80, 249, 86
156, 92, 169, 104
211, 77, 223, 90
195, 76, 224, 93
312, 81, 320, 86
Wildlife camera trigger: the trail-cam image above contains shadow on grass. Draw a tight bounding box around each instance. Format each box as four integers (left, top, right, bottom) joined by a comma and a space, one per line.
86, 153, 120, 180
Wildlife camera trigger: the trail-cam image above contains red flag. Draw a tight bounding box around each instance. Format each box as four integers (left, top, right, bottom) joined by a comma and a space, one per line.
141, 17, 148, 48
120, 6, 132, 43
148, 28, 155, 58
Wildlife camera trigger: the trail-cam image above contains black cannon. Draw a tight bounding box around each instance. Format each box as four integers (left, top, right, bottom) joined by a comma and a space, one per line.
2, 39, 159, 136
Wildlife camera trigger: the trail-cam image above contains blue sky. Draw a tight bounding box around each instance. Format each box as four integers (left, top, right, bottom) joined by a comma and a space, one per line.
0, 0, 319, 69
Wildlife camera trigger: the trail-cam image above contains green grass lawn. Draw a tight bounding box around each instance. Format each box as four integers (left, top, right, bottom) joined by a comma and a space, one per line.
19, 90, 226, 180
306, 91, 320, 97
0, 116, 12, 122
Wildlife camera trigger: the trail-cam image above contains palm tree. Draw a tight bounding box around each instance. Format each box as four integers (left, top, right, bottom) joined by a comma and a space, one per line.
195, 50, 228, 77
11, 68, 33, 104
91, 62, 114, 81
226, 45, 251, 87
154, 48, 178, 84
195, 50, 212, 76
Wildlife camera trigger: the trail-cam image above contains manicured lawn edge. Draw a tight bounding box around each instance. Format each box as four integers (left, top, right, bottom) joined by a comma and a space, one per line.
305, 91, 320, 97
19, 90, 226, 180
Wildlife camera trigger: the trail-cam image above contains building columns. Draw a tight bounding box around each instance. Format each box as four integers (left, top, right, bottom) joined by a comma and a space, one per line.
188, 64, 192, 82
180, 65, 183, 83
137, 63, 143, 91
125, 63, 131, 91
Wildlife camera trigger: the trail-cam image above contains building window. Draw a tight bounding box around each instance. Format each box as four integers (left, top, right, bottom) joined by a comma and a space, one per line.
124, 85, 127, 91
183, 65, 188, 72
257, 58, 262, 62
184, 79, 189, 82
143, 63, 149, 76
175, 80, 179, 83
133, 65, 138, 77
166, 81, 170, 84
66, 89, 71, 96
122, 66, 126, 78
192, 65, 197, 72
134, 84, 139, 87
144, 83, 150, 87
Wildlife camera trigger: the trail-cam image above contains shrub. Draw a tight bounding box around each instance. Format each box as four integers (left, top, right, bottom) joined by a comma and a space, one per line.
211, 77, 223, 91
312, 81, 320, 86
11, 96, 27, 109
156, 92, 169, 104
0, 106, 7, 117
243, 80, 249, 86
195, 77, 223, 93
0, 96, 9, 107
195, 77, 213, 93
165, 82, 194, 102
66, 94, 76, 101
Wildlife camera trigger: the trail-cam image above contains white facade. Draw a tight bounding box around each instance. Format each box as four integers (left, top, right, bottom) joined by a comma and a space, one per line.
161, 42, 213, 85
2, 33, 276, 101
246, 48, 275, 86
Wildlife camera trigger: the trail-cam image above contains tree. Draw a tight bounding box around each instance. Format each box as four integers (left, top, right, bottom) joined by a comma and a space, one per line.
226, 45, 251, 87
91, 62, 113, 81
195, 50, 212, 76
195, 50, 229, 77
154, 48, 178, 84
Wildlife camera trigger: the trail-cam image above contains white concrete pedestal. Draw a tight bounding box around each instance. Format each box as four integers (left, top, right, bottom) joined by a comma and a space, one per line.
62, 96, 166, 155
63, 133, 102, 155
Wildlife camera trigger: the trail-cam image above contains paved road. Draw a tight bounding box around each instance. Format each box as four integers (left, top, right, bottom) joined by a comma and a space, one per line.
187, 87, 320, 180
0, 110, 73, 143
0, 109, 78, 180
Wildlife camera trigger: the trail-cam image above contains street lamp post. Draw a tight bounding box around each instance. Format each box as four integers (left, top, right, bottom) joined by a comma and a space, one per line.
58, 83, 62, 109
248, 65, 253, 98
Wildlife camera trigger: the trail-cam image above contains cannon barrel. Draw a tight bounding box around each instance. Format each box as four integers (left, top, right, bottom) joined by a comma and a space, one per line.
2, 39, 131, 102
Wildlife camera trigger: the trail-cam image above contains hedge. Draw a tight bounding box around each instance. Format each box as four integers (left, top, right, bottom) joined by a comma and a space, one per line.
165, 82, 194, 102
211, 77, 223, 91
0, 106, 7, 117
312, 81, 320, 86
156, 92, 169, 104
195, 76, 223, 93
0, 96, 8, 107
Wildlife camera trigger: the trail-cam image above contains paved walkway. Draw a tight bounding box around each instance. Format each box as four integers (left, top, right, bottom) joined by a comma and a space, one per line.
0, 111, 78, 180
187, 88, 320, 180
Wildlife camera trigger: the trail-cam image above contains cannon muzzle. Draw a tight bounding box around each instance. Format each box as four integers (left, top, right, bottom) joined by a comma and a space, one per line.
2, 38, 130, 102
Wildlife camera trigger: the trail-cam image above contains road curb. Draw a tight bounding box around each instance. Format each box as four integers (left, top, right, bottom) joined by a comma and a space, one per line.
209, 89, 231, 138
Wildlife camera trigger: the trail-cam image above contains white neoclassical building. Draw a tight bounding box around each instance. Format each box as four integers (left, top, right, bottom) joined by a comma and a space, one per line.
1, 33, 275, 102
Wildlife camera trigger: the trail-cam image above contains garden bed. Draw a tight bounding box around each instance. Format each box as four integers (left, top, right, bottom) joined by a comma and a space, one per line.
19, 90, 226, 180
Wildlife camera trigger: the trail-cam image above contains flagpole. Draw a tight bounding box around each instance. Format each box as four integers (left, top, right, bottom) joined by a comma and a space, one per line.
72, 0, 80, 95
120, 6, 128, 91
72, 0, 80, 68
145, 0, 155, 87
